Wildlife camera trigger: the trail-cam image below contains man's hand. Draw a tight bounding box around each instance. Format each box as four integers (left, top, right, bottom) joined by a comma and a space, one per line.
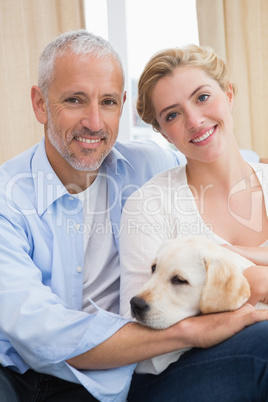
67, 304, 268, 370
175, 303, 268, 350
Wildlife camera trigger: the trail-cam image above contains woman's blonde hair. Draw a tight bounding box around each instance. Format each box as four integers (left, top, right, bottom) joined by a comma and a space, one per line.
137, 44, 236, 131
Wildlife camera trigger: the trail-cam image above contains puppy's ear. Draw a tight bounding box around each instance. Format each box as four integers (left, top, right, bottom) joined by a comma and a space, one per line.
200, 257, 251, 314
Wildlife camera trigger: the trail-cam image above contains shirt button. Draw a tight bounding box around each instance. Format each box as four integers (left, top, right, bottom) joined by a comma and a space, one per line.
68, 196, 75, 201
74, 224, 80, 231
77, 266, 83, 273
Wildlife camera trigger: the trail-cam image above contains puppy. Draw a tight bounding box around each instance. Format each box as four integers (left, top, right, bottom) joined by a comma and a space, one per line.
130, 236, 266, 330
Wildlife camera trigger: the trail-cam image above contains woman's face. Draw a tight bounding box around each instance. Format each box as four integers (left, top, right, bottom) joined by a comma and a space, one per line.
151, 66, 234, 163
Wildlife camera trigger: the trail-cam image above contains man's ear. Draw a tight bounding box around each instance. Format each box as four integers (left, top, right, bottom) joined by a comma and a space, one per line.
120, 91, 127, 116
31, 85, 48, 124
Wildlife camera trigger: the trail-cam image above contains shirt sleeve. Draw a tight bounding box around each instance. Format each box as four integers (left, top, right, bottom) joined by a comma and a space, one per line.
0, 213, 129, 372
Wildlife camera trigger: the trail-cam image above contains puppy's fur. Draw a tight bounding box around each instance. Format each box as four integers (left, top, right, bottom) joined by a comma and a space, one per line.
131, 236, 266, 330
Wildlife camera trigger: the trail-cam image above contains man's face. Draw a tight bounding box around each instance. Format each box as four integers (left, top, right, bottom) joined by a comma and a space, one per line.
44, 52, 125, 177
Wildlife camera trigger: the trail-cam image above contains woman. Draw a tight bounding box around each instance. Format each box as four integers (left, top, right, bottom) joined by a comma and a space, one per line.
120, 45, 268, 398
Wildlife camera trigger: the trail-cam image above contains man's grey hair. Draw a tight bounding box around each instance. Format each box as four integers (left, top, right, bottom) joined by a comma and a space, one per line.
38, 30, 124, 98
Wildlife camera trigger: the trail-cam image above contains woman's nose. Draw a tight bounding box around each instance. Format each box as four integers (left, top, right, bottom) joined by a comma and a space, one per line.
185, 108, 204, 130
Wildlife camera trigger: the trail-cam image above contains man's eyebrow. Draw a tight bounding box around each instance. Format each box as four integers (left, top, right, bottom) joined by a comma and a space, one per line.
61, 91, 86, 98
102, 93, 123, 101
61, 91, 122, 100
159, 84, 211, 118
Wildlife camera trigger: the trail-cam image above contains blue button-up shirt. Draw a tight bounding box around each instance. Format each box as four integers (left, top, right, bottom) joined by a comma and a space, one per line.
0, 138, 181, 401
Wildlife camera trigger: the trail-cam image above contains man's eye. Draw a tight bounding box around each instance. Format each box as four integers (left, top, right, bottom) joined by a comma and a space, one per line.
151, 263, 157, 273
65, 98, 79, 104
166, 112, 178, 121
103, 99, 116, 106
198, 94, 209, 103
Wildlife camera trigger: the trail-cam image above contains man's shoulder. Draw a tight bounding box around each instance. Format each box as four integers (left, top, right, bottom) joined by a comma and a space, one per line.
114, 140, 182, 170
115, 140, 171, 156
0, 144, 40, 212
0, 143, 39, 178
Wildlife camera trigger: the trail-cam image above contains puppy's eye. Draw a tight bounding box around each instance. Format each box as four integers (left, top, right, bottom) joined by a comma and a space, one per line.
151, 264, 157, 273
171, 275, 188, 285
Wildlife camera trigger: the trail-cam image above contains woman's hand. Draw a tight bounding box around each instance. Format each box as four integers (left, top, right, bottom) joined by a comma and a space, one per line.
222, 245, 268, 305
243, 265, 268, 305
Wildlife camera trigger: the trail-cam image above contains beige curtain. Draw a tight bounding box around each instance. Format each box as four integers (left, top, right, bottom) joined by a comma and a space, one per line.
0, 0, 85, 163
196, 0, 268, 158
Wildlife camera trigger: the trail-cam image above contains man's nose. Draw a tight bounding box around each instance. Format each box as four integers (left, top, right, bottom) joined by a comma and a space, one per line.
81, 104, 104, 132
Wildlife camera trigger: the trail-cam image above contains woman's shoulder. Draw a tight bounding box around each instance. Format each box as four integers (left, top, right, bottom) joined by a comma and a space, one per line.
122, 165, 186, 214
144, 164, 186, 188
249, 161, 268, 178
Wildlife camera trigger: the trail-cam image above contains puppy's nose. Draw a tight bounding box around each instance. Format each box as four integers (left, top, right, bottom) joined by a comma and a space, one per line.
130, 296, 149, 320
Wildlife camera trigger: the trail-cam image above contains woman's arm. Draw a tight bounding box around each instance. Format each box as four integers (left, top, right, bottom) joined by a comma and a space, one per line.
223, 245, 268, 304
223, 245, 268, 266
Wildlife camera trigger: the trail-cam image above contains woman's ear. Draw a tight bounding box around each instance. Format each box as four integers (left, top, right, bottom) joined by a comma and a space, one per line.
31, 85, 48, 124
226, 83, 234, 110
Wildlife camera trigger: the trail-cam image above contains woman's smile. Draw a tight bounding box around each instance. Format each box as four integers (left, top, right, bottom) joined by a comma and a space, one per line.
190, 126, 217, 145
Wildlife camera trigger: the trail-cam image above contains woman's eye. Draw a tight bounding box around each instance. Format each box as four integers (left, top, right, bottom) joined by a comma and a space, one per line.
166, 112, 178, 121
198, 94, 209, 103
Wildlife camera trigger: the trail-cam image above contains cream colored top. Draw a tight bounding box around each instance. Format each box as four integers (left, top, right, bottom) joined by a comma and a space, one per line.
119, 162, 268, 374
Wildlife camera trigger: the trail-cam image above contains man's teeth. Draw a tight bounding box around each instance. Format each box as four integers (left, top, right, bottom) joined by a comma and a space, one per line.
191, 127, 215, 143
76, 137, 101, 144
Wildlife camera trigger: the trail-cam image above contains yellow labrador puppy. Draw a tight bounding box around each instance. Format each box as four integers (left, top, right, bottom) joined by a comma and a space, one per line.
130, 236, 266, 330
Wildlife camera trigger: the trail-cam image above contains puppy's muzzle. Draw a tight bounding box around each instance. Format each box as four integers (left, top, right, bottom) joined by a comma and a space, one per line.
130, 296, 149, 321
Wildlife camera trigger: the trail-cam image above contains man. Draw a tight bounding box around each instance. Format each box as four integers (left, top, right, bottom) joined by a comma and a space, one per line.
0, 30, 267, 402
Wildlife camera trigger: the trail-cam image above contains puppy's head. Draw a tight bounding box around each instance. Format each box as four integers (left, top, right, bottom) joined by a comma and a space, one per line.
130, 237, 251, 329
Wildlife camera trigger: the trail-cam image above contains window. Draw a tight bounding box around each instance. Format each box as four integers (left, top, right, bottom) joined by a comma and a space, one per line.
84, 0, 199, 146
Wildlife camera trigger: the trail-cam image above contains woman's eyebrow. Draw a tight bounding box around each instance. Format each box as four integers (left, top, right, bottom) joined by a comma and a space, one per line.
159, 103, 180, 118
159, 84, 212, 118
189, 84, 211, 99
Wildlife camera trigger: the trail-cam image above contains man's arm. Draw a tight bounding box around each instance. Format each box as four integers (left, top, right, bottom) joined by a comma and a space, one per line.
67, 303, 268, 370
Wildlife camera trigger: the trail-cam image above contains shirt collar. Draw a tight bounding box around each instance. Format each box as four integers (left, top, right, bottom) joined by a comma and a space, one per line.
104, 144, 135, 174
32, 138, 68, 215
32, 139, 135, 215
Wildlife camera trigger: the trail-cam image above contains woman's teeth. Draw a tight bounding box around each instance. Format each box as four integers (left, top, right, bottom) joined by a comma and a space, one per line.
76, 137, 101, 144
191, 127, 215, 143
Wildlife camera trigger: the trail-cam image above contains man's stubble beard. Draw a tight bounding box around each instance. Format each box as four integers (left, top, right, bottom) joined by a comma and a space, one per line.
46, 109, 113, 172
